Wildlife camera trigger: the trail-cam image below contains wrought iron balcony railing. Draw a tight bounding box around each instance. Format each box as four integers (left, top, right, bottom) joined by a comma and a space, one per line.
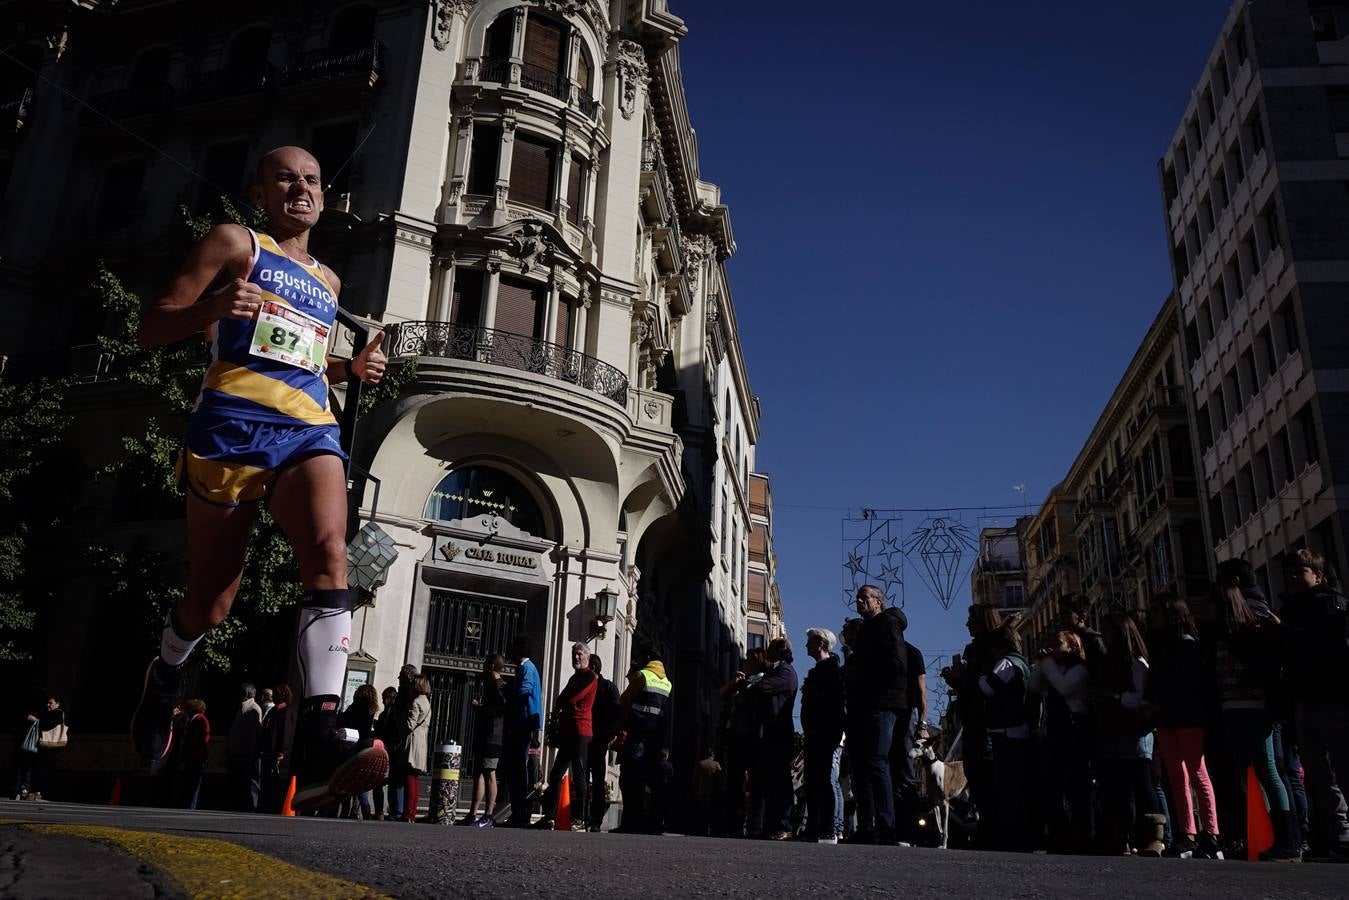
388, 321, 628, 406
282, 40, 385, 89
519, 62, 571, 102
479, 57, 512, 86
477, 58, 597, 118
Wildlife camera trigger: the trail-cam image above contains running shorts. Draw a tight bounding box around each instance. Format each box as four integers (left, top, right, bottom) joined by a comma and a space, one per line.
177, 414, 345, 507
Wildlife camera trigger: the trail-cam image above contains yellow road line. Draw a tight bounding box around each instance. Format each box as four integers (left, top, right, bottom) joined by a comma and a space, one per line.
2, 821, 386, 899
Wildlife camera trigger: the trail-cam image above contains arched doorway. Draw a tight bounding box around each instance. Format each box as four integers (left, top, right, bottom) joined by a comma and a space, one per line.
417, 465, 553, 765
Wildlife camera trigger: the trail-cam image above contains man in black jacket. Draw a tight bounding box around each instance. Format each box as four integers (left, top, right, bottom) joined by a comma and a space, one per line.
586, 654, 621, 831
847, 584, 908, 843
751, 638, 799, 840
1281, 549, 1349, 857
802, 627, 846, 843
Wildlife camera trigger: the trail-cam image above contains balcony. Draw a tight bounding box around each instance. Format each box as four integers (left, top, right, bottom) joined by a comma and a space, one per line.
388, 320, 628, 406
519, 62, 570, 102
473, 58, 599, 121
282, 40, 385, 90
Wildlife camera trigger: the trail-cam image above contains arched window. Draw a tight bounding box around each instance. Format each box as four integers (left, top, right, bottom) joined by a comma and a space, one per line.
485, 12, 513, 62
128, 47, 172, 90
523, 14, 565, 75
330, 4, 376, 52
425, 466, 546, 535
576, 43, 594, 98
226, 26, 271, 78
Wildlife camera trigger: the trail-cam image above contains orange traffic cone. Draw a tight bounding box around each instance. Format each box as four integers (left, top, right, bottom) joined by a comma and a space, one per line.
1246, 766, 1274, 860
554, 772, 571, 831
281, 776, 298, 817
108, 776, 122, 806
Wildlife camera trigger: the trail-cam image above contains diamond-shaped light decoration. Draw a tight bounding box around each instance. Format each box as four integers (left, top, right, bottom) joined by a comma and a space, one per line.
903, 517, 978, 611
347, 521, 398, 592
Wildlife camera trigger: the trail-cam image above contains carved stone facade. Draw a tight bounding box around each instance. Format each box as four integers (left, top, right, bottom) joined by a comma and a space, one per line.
0, 0, 770, 828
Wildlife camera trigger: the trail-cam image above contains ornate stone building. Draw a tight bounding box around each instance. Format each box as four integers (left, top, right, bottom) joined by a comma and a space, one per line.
1016, 296, 1208, 650
0, 0, 765, 815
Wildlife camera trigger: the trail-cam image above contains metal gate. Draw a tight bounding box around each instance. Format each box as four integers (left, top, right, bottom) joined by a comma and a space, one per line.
422, 589, 526, 767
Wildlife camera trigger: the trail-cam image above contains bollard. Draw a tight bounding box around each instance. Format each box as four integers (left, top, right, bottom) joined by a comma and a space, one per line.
430, 741, 462, 824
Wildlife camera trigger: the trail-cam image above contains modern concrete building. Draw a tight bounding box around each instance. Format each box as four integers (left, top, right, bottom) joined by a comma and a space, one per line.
0, 0, 768, 811
1162, 0, 1349, 598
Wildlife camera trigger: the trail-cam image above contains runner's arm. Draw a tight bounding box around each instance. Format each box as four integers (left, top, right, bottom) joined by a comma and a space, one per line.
138, 224, 257, 348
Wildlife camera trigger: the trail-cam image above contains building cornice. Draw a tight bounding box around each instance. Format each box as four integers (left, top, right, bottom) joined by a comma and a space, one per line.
1062, 294, 1180, 493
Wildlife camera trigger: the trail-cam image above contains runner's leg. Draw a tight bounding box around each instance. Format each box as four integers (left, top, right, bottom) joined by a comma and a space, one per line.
269, 452, 387, 810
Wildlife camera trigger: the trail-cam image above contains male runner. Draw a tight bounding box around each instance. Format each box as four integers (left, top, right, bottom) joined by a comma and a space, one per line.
132, 146, 389, 812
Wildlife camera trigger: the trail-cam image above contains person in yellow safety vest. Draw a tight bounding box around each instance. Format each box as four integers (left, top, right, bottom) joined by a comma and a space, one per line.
615, 641, 672, 833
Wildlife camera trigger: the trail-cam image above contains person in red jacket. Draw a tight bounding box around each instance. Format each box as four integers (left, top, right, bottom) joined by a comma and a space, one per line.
535, 642, 597, 830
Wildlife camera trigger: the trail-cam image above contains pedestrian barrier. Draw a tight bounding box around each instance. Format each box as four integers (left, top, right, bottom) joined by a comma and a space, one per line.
430, 742, 462, 825
1245, 767, 1274, 860
280, 776, 297, 817
554, 772, 571, 831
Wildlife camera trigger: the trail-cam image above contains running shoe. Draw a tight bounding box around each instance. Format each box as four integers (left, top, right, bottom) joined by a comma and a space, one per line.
473, 816, 495, 828
130, 658, 183, 768
291, 695, 389, 814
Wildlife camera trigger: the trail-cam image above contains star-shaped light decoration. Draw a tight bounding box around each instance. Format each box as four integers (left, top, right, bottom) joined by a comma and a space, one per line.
879, 537, 902, 561
878, 563, 903, 590
845, 551, 867, 580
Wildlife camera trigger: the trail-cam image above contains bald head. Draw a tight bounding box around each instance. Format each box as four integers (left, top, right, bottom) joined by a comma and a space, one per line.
255, 146, 321, 185
250, 146, 324, 232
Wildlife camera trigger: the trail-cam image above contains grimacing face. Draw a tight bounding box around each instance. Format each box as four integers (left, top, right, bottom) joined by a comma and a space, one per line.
251, 147, 324, 232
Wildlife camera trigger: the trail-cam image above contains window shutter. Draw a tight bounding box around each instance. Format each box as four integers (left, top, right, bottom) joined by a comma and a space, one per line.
452, 270, 483, 326
749, 524, 767, 565
510, 135, 554, 211
523, 15, 565, 73
496, 277, 540, 337
566, 154, 584, 225
576, 48, 592, 93
468, 124, 500, 195
748, 572, 767, 613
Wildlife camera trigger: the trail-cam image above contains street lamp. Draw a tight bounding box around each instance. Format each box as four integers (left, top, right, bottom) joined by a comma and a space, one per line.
347, 520, 398, 594
590, 585, 619, 640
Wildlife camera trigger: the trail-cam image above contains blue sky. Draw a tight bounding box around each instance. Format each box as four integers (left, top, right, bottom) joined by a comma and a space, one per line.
675, 1, 1234, 699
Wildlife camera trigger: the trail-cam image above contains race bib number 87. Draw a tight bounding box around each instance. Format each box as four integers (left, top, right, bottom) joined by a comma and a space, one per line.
248, 301, 330, 375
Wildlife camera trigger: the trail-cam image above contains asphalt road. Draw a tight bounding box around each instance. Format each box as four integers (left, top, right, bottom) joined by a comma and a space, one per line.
3, 800, 1347, 899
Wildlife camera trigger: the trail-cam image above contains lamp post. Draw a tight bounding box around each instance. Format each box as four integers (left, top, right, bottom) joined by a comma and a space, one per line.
591, 585, 619, 640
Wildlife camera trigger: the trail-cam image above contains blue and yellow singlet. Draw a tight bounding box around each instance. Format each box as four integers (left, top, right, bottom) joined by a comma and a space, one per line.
194, 228, 339, 427
178, 229, 344, 506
